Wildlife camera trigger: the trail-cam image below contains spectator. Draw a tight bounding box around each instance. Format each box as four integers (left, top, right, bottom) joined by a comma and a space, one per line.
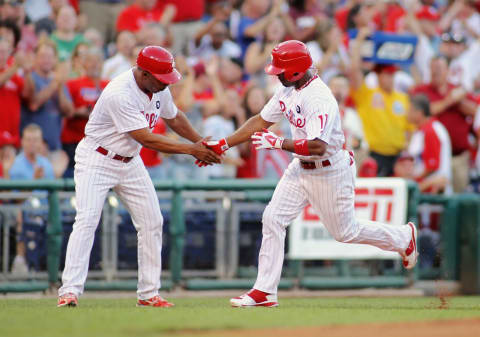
0, 38, 33, 148
328, 74, 366, 160
156, 0, 206, 54
189, 13, 241, 64
116, 0, 175, 34
21, 39, 72, 152
69, 41, 88, 78
412, 56, 478, 193
288, 0, 325, 41
405, 94, 453, 194
78, 0, 125, 44
101, 30, 136, 80
306, 21, 349, 84
442, 31, 480, 92
0, 130, 16, 178
50, 5, 85, 61
62, 47, 108, 177
0, 18, 21, 53
234, 0, 285, 58
136, 22, 167, 47
0, 0, 37, 53
9, 123, 54, 179
345, 2, 376, 33
83, 27, 104, 51
218, 56, 247, 95
34, 0, 69, 38
349, 28, 413, 177
405, 1, 440, 85
236, 85, 266, 178
9, 123, 55, 276
244, 16, 286, 87
440, 0, 480, 44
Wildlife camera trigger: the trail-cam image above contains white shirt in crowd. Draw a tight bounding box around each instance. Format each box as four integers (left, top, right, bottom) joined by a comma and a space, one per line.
202, 114, 240, 178
408, 120, 452, 194
448, 40, 480, 92
101, 53, 133, 80
85, 69, 178, 157
188, 36, 241, 64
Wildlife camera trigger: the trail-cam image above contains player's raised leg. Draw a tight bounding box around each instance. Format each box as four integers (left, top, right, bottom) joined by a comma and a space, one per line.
230, 162, 308, 307
58, 142, 118, 306
305, 153, 417, 268
114, 156, 173, 307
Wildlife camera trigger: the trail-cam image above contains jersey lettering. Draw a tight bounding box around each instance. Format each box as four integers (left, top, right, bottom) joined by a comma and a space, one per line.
318, 113, 328, 130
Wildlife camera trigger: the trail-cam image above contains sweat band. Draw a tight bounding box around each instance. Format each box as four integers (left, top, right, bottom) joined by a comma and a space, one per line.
294, 139, 310, 156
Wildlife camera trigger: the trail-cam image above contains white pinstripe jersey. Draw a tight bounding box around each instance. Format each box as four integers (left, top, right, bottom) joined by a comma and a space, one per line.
260, 75, 344, 160
85, 69, 178, 157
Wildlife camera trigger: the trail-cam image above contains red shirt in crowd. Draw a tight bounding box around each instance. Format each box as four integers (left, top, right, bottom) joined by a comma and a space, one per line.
0, 68, 24, 147
140, 118, 167, 167
116, 4, 165, 32
236, 143, 258, 178
155, 0, 204, 22
411, 84, 476, 156
62, 77, 108, 144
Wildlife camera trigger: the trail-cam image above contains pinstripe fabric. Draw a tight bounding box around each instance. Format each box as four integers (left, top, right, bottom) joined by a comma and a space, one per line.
113, 156, 163, 300
59, 139, 164, 299
253, 151, 412, 294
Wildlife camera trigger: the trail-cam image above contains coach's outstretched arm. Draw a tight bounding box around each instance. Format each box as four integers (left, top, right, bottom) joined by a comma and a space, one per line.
129, 128, 221, 164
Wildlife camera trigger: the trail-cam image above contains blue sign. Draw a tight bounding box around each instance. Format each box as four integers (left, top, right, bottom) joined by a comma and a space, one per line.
348, 30, 418, 65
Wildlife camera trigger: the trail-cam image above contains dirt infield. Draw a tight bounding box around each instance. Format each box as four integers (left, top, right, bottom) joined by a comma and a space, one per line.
188, 319, 480, 337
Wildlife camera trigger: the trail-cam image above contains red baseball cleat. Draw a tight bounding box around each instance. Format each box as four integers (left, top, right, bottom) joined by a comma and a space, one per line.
230, 289, 278, 307
57, 293, 78, 307
136, 295, 174, 307
400, 222, 418, 269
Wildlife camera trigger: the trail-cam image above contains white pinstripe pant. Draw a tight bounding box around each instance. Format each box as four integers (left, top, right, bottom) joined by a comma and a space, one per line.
59, 138, 163, 300
253, 150, 412, 294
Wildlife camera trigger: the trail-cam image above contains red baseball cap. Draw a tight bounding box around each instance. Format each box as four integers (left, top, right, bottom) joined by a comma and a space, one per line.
415, 6, 440, 21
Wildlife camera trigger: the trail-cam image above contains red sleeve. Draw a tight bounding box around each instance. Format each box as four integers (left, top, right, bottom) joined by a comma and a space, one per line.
12, 74, 24, 93
422, 127, 441, 171
335, 7, 349, 31
116, 7, 138, 32
66, 79, 79, 106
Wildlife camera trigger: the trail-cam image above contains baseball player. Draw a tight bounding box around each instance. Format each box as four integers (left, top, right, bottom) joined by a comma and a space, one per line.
203, 40, 418, 307
57, 46, 221, 308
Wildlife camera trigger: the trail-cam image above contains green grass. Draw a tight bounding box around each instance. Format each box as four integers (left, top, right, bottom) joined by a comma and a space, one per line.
0, 297, 479, 337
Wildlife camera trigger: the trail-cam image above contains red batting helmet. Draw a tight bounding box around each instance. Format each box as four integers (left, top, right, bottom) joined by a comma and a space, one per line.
265, 40, 312, 82
137, 46, 181, 84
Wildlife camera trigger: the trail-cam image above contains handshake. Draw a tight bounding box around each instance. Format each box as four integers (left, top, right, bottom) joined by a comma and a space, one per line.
194, 129, 284, 167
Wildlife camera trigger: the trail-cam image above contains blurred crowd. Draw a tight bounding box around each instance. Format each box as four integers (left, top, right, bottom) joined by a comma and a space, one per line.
0, 0, 479, 197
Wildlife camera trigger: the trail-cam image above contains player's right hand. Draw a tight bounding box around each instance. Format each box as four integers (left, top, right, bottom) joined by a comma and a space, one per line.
203, 138, 229, 155
190, 138, 222, 164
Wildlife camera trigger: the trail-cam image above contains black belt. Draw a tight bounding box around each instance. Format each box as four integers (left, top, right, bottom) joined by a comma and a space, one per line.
96, 146, 133, 163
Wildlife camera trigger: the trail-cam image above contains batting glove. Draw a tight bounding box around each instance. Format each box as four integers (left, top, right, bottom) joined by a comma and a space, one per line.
203, 138, 229, 155
251, 128, 284, 150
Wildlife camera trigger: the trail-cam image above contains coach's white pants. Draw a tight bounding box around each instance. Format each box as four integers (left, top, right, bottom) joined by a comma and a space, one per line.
59, 138, 163, 300
253, 150, 412, 294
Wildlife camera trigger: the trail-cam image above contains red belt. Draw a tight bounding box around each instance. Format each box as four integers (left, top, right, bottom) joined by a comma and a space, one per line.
300, 159, 331, 170
96, 146, 133, 163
